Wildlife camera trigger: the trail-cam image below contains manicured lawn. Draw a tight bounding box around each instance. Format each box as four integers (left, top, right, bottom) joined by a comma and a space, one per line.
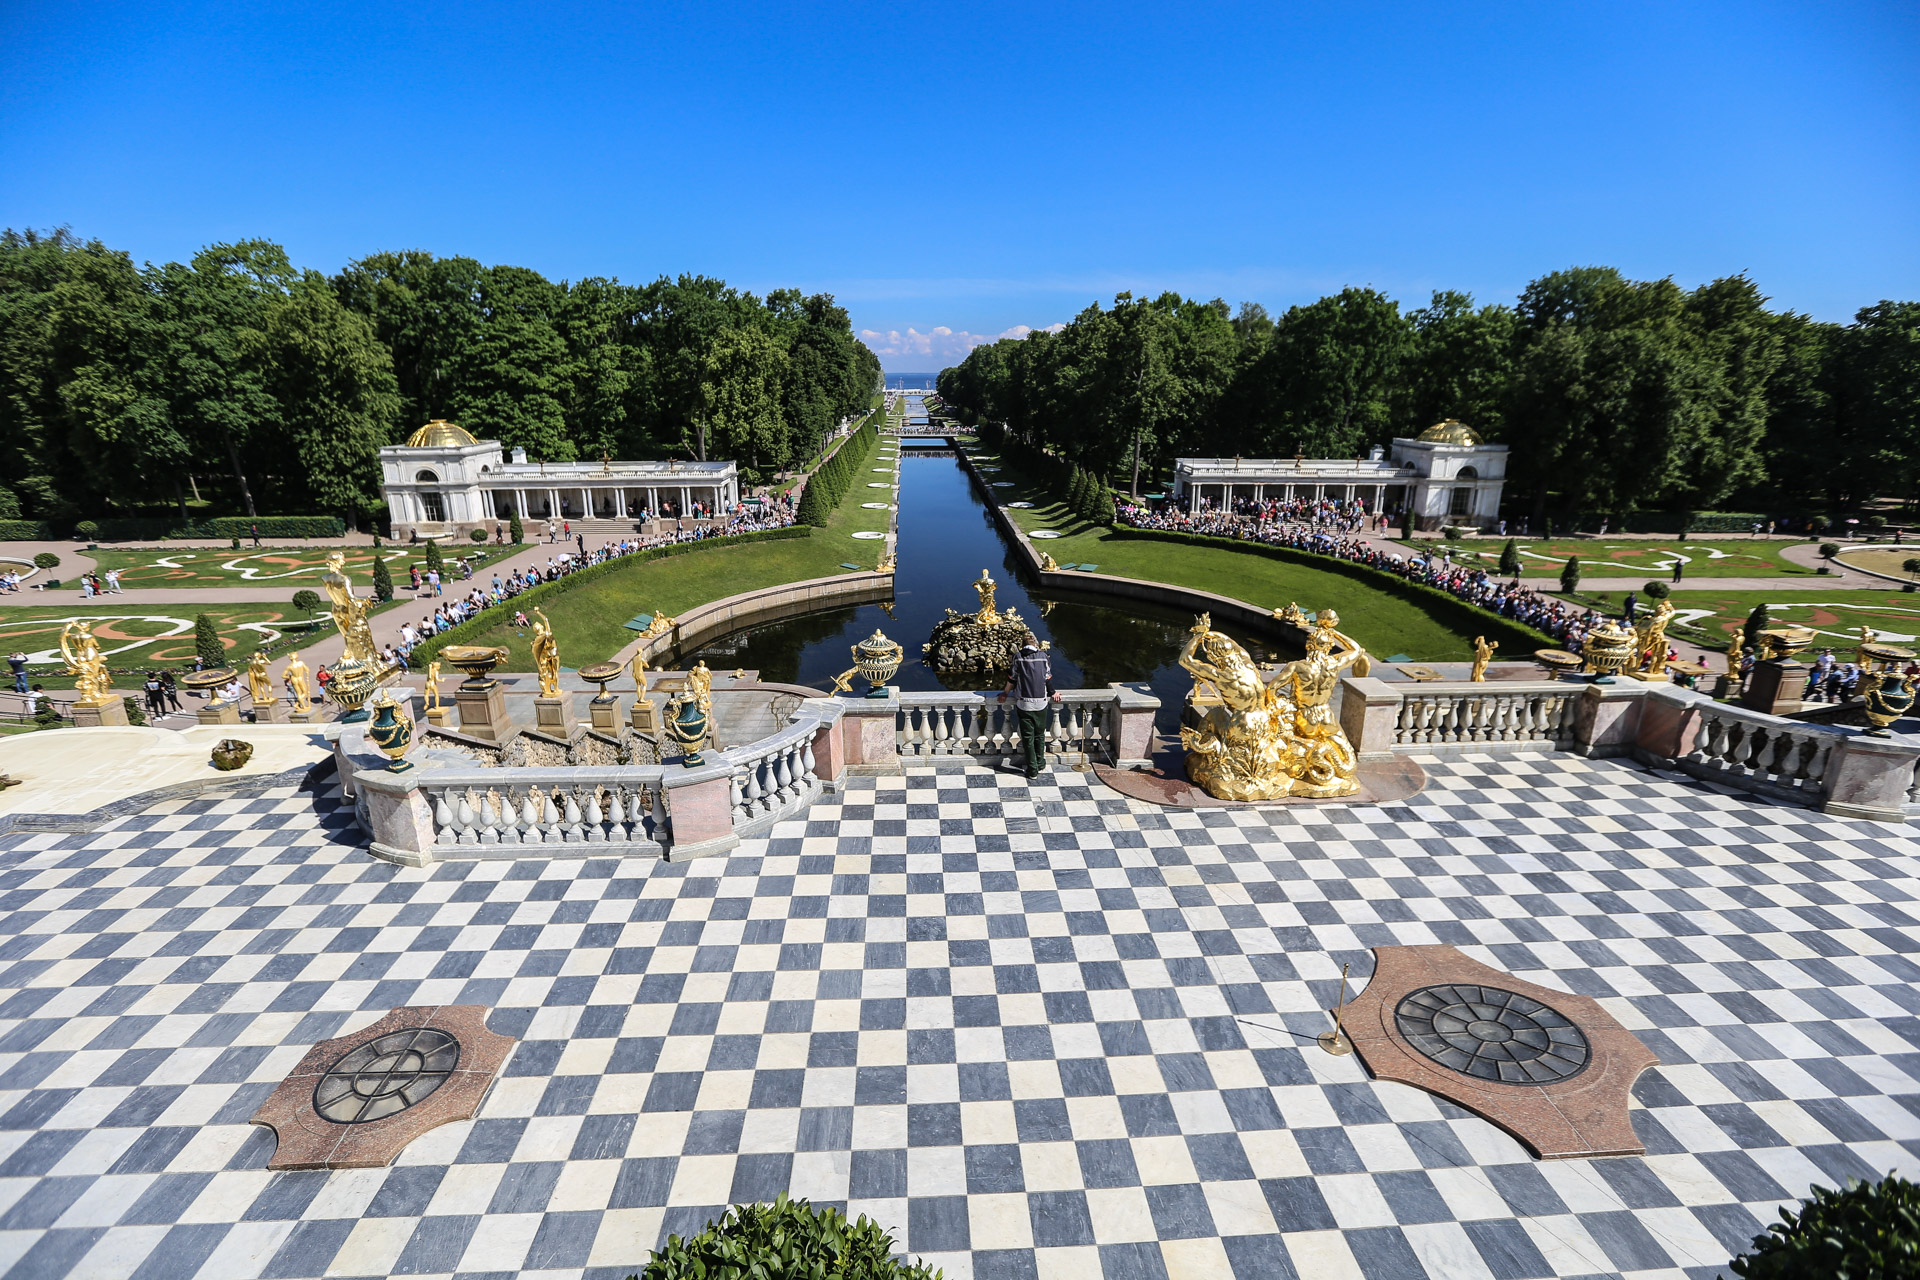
67, 545, 494, 589
459, 460, 896, 670
975, 450, 1526, 662
1562, 587, 1920, 646
0, 602, 335, 674
1835, 546, 1920, 580
1401, 538, 1818, 578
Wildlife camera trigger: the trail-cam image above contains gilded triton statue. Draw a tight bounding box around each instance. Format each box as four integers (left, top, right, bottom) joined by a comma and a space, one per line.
423, 660, 443, 713
58, 621, 112, 706
1470, 635, 1497, 683
1724, 629, 1744, 678
1273, 611, 1364, 798
321, 551, 379, 666
1177, 613, 1297, 801
972, 569, 1000, 627
1633, 597, 1675, 677
531, 609, 560, 697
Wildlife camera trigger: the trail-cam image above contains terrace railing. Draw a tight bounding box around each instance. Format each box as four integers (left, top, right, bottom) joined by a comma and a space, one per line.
421, 769, 670, 857
896, 690, 1119, 766
1388, 681, 1579, 751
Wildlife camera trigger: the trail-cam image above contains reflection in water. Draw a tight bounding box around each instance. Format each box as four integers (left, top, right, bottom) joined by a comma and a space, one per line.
682, 416, 1296, 732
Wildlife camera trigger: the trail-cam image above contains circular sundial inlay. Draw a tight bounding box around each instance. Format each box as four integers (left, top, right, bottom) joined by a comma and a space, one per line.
1394, 984, 1589, 1085
314, 1028, 460, 1123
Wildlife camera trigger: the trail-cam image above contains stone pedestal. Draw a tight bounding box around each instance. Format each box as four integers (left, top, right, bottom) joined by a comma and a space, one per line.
629, 694, 660, 735
288, 707, 324, 723
1109, 682, 1163, 770
535, 692, 575, 735
589, 697, 620, 733
197, 701, 242, 726
1824, 736, 1920, 823
72, 698, 129, 728
254, 699, 289, 724
455, 681, 512, 743
1337, 676, 1404, 762
1573, 683, 1646, 758
425, 705, 454, 729
840, 688, 902, 776
661, 764, 740, 859
1742, 660, 1804, 717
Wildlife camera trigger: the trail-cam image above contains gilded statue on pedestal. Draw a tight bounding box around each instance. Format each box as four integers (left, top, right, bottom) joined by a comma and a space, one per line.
689, 660, 713, 722
423, 660, 443, 713
973, 569, 1000, 627
59, 621, 112, 706
630, 651, 649, 694
641, 610, 675, 640
1470, 635, 1497, 683
1633, 597, 1675, 677
285, 653, 312, 713
246, 650, 274, 706
1724, 630, 1744, 678
1038, 552, 1059, 572
1178, 610, 1365, 802
531, 608, 560, 697
322, 552, 379, 666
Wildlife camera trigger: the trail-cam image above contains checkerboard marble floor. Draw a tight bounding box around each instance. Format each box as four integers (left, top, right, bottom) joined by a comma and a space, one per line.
0, 754, 1916, 1280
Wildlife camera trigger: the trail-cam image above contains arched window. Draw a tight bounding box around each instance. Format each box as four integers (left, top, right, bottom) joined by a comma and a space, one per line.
415, 469, 439, 483
1449, 487, 1473, 517
421, 492, 445, 522
1456, 465, 1479, 481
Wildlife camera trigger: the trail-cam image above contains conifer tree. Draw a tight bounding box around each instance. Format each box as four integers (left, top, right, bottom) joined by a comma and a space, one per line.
1559, 556, 1580, 594
425, 540, 443, 575
509, 511, 523, 544
796, 479, 828, 527
1499, 539, 1521, 576
194, 613, 225, 669
371, 555, 393, 602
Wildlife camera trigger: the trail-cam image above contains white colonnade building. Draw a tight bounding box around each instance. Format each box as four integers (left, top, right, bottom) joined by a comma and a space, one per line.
380, 421, 741, 542
1170, 420, 1509, 531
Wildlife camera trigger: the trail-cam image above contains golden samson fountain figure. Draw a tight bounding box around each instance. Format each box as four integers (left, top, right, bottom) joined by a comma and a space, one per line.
1177, 609, 1365, 801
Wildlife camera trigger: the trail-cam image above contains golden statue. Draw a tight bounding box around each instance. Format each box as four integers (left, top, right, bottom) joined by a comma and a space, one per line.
1634, 597, 1675, 675
1178, 614, 1297, 801
1470, 635, 1497, 683
1038, 551, 1059, 572
59, 621, 112, 706
641, 610, 676, 640
689, 660, 713, 722
246, 650, 274, 705
423, 660, 443, 712
1859, 624, 1878, 660
1274, 611, 1364, 798
630, 650, 649, 693
1273, 601, 1308, 628
531, 608, 560, 697
877, 550, 897, 573
322, 551, 379, 665
972, 569, 1000, 626
1725, 629, 1744, 677
285, 652, 312, 713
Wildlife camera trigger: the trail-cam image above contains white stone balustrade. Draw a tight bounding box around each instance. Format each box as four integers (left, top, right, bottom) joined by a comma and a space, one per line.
723, 716, 825, 838
1387, 682, 1578, 752
422, 772, 669, 855
895, 690, 1121, 767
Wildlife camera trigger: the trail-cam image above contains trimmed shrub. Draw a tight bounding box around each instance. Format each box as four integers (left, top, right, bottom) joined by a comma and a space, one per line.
193, 614, 225, 669
1742, 604, 1771, 647
637, 1193, 942, 1280
32, 694, 61, 730
1644, 581, 1670, 599
469, 527, 487, 542
32, 552, 59, 570
1498, 539, 1520, 576
425, 541, 443, 575
370, 558, 394, 603
1904, 558, 1920, 579
1729, 1174, 1920, 1279
199, 516, 344, 539
292, 589, 322, 618
1559, 556, 1580, 594
122, 696, 147, 727
1819, 542, 1840, 560
509, 511, 524, 544
74, 520, 100, 541
796, 479, 829, 527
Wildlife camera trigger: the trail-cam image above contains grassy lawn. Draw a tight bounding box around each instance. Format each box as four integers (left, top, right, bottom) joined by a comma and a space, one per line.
1835, 546, 1920, 580
972, 449, 1527, 662
460, 461, 896, 671
58, 545, 500, 589
1399, 538, 1819, 578
0, 601, 340, 675
1561, 586, 1920, 646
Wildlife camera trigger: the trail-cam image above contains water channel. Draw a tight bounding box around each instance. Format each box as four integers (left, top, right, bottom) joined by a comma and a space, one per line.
683, 395, 1297, 732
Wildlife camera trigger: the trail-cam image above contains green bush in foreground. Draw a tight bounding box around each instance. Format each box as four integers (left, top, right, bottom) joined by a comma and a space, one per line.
1730, 1174, 1920, 1279
633, 1194, 942, 1280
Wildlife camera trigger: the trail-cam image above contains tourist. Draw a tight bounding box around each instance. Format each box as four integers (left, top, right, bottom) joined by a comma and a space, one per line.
143, 672, 164, 717
159, 672, 183, 713
1622, 592, 1637, 624
1671, 561, 1683, 584
997, 630, 1062, 781
105, 568, 122, 593
7, 651, 26, 695
250, 522, 260, 547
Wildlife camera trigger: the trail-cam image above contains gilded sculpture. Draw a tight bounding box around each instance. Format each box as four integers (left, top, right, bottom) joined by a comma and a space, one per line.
531, 608, 560, 697
1470, 635, 1497, 683
1176, 610, 1364, 802
641, 610, 676, 640
972, 569, 1000, 626
246, 650, 274, 706
1725, 629, 1744, 678
1038, 551, 1059, 572
423, 660, 443, 713
630, 650, 649, 694
1632, 597, 1675, 678
58, 621, 112, 706
321, 552, 379, 666
285, 652, 312, 713
1272, 601, 1308, 628
688, 660, 713, 723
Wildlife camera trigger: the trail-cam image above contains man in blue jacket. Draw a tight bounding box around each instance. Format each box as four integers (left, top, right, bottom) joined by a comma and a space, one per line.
998, 631, 1062, 780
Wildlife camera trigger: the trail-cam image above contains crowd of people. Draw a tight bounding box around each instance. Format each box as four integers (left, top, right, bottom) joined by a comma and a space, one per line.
1115, 499, 1597, 651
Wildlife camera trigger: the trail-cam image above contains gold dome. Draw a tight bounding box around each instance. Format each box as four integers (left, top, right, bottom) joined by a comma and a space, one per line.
404, 419, 477, 448
1416, 419, 1482, 446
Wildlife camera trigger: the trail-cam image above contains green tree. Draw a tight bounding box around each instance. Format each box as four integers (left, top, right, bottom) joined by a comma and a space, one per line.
1402, 290, 1517, 436
1498, 539, 1521, 576
508, 510, 523, 544
1236, 287, 1412, 458
1742, 603, 1771, 648
425, 540, 443, 575
796, 476, 828, 527
194, 613, 225, 668
699, 327, 791, 470
370, 556, 393, 603
292, 589, 322, 619
1559, 556, 1581, 593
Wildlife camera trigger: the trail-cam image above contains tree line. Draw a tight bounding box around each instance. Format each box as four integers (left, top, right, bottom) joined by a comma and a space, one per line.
0, 229, 882, 527
934, 269, 1920, 523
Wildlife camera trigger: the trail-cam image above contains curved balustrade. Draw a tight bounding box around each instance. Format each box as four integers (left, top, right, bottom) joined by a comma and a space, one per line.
422, 770, 669, 855
1678, 702, 1839, 802
1390, 682, 1578, 750
895, 691, 1117, 765
723, 718, 825, 838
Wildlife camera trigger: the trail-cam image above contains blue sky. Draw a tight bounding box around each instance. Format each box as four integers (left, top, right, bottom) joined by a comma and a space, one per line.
3, 2, 1914, 370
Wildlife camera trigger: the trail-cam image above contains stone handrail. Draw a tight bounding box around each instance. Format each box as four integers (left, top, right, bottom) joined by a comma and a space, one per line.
1388, 681, 1578, 751
1676, 697, 1845, 804
896, 689, 1121, 765
721, 704, 832, 838
421, 768, 670, 856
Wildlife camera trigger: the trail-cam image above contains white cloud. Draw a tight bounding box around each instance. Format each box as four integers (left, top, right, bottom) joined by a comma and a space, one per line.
858, 323, 1064, 368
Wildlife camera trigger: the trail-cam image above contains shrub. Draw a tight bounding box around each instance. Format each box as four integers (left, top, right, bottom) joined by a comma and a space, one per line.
1743, 603, 1771, 647
370, 559, 394, 603
636, 1193, 942, 1280
32, 694, 61, 730
32, 552, 59, 570
230, 536, 241, 550
193, 614, 225, 669
0, 520, 52, 540
1729, 1174, 1920, 1279
1498, 539, 1520, 576
1819, 542, 1841, 560
292, 589, 322, 618
74, 520, 100, 541
1644, 581, 1670, 599
425, 541, 443, 574
469, 527, 487, 542
796, 478, 829, 527
1399, 507, 1414, 539
122, 696, 146, 727
1559, 556, 1580, 594
1904, 558, 1920, 579
509, 511, 524, 544
1868, 514, 1888, 529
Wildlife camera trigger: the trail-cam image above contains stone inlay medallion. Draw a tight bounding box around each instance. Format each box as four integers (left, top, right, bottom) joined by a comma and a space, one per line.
1394, 984, 1589, 1085
314, 1027, 460, 1123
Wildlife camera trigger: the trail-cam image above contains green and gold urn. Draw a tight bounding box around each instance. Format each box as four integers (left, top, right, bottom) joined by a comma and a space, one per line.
365, 690, 415, 770
666, 692, 709, 767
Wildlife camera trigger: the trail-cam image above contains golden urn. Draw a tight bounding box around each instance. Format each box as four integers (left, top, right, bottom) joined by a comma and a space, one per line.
853, 630, 904, 695
1582, 621, 1634, 683
1757, 627, 1816, 662
441, 645, 511, 690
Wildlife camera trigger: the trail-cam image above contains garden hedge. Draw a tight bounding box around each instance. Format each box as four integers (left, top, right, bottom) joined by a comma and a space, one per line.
407, 526, 812, 668
1105, 526, 1560, 652
0, 520, 52, 541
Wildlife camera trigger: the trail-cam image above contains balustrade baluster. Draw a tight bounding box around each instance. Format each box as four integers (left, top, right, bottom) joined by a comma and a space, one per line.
585, 791, 605, 842
433, 791, 457, 845
607, 788, 627, 842
455, 792, 478, 845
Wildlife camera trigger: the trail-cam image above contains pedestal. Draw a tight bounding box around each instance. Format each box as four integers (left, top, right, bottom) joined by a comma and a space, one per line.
1741, 660, 1804, 717
288, 707, 324, 723
535, 691, 576, 735
425, 705, 454, 728
197, 701, 243, 726
72, 698, 130, 728
589, 697, 620, 733
629, 695, 660, 735
455, 681, 512, 743
254, 699, 289, 724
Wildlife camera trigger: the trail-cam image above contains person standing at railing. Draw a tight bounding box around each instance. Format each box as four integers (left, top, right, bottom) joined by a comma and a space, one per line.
998, 631, 1063, 780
